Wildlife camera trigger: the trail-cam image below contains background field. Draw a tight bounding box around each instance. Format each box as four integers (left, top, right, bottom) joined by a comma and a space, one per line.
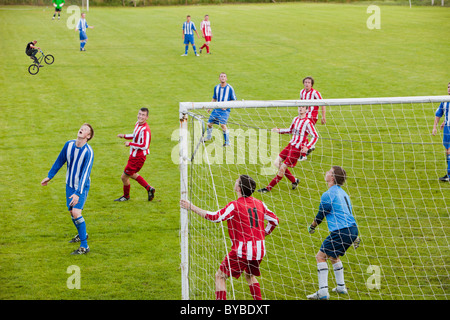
0, 3, 449, 300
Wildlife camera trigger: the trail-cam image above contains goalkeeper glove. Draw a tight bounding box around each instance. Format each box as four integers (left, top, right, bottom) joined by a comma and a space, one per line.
353, 236, 361, 249
307, 225, 315, 234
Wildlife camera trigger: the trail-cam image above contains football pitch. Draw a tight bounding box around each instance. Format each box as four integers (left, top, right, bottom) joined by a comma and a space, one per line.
0, 3, 449, 300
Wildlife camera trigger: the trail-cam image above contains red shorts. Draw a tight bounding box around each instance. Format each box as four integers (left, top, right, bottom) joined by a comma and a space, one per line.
219, 250, 261, 279
124, 155, 146, 176
279, 143, 302, 167
204, 36, 212, 42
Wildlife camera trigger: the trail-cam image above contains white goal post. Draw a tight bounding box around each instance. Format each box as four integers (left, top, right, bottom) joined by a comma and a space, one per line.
179, 95, 450, 300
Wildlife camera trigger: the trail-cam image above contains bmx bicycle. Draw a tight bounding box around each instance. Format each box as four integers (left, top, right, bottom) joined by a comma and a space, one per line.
28, 50, 54, 75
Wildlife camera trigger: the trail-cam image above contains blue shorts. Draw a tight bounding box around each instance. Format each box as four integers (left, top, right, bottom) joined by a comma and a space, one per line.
79, 31, 87, 41
66, 185, 89, 211
443, 125, 450, 149
320, 226, 359, 259
208, 109, 230, 125
184, 34, 194, 45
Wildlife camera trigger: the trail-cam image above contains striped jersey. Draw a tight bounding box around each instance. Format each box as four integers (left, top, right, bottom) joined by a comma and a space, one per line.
299, 88, 323, 122
213, 84, 236, 102
76, 18, 88, 32
124, 121, 151, 157
182, 21, 197, 35
48, 140, 94, 196
205, 196, 279, 261
201, 20, 212, 37
436, 101, 450, 126
279, 116, 319, 150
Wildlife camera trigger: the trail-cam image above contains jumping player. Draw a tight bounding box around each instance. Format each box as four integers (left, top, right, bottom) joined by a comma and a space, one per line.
181, 15, 200, 56
432, 82, 450, 182
300, 76, 325, 125
199, 15, 213, 54
75, 12, 94, 51
52, 0, 65, 20
41, 124, 94, 255
258, 105, 319, 193
306, 166, 359, 300
203, 72, 237, 147
180, 175, 279, 300
115, 108, 155, 202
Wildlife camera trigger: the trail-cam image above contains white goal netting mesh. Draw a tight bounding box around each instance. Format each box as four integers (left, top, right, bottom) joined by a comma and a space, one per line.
180, 97, 450, 300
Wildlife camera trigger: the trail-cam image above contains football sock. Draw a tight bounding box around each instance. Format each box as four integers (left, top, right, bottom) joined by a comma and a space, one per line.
267, 174, 283, 191
284, 169, 296, 183
223, 130, 230, 144
80, 41, 86, 49
200, 44, 206, 50
249, 283, 262, 300
185, 45, 188, 54
193, 45, 197, 54
73, 216, 88, 248
447, 154, 450, 176
215, 291, 226, 300
206, 127, 213, 140
206, 45, 210, 53
136, 176, 150, 191
317, 262, 329, 296
123, 184, 130, 198
333, 261, 345, 288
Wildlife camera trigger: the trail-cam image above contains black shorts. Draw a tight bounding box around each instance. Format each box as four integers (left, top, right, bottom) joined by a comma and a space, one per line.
55, 8, 62, 12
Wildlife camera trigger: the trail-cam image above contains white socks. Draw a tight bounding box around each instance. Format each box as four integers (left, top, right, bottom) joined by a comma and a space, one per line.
317, 261, 346, 296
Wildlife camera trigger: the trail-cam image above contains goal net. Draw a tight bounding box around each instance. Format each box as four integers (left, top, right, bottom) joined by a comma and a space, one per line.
179, 96, 450, 300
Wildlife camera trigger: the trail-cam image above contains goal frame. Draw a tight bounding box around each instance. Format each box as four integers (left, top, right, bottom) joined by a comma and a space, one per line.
179, 95, 450, 300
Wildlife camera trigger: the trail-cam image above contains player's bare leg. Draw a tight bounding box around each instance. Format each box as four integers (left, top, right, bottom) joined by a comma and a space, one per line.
215, 269, 228, 300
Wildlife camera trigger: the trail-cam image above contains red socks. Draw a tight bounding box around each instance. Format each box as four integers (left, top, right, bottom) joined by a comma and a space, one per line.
123, 176, 152, 198
215, 285, 262, 300
267, 175, 283, 191
284, 169, 296, 183
123, 184, 130, 198
215, 291, 226, 300
249, 283, 262, 300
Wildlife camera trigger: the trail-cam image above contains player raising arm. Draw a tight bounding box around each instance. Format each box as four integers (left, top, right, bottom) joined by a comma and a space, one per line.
306, 166, 359, 300
258, 105, 318, 193
41, 124, 94, 255
180, 175, 279, 300
432, 82, 450, 182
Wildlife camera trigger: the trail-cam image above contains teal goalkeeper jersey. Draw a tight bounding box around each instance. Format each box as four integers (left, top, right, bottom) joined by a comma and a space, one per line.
53, 0, 65, 9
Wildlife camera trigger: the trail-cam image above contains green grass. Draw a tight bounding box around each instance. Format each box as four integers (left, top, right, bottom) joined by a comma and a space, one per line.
0, 3, 449, 300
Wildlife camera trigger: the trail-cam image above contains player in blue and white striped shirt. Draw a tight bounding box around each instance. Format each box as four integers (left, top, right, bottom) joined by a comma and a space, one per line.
204, 72, 237, 147
181, 15, 200, 56
75, 12, 94, 52
307, 166, 359, 300
41, 124, 94, 255
432, 82, 450, 182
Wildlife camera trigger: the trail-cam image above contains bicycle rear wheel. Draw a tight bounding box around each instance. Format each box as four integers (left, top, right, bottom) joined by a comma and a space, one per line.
44, 54, 54, 65
28, 64, 39, 75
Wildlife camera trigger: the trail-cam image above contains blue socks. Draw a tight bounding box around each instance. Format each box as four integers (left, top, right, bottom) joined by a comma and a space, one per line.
193, 45, 197, 55
447, 154, 450, 176
73, 216, 88, 248
80, 41, 86, 50
223, 130, 230, 145
185, 45, 188, 54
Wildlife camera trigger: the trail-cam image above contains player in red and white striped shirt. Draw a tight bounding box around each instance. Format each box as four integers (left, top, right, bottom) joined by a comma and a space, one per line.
115, 108, 155, 202
258, 106, 319, 193
180, 175, 279, 300
199, 15, 213, 54
300, 76, 326, 125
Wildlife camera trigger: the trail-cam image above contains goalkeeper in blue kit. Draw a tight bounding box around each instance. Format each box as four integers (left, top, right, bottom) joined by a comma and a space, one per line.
306, 166, 359, 300
432, 82, 450, 182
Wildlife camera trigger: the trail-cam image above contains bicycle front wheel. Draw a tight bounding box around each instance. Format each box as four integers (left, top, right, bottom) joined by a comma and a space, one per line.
28, 64, 39, 75
44, 54, 54, 65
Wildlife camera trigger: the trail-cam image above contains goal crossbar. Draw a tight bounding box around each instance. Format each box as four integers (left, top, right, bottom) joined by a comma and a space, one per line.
179, 95, 450, 115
